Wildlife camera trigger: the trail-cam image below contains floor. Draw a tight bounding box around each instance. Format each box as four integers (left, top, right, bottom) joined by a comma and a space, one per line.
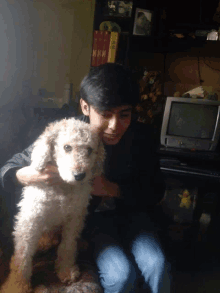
173, 269, 220, 293
155, 178, 220, 293
165, 224, 220, 293
137, 236, 220, 293
1, 227, 220, 293
1, 197, 220, 292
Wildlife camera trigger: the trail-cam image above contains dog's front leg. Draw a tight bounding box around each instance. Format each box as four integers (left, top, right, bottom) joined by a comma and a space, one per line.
1, 221, 45, 293
56, 210, 87, 284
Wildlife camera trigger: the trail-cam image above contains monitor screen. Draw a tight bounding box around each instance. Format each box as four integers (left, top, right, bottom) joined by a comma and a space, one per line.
167, 102, 218, 139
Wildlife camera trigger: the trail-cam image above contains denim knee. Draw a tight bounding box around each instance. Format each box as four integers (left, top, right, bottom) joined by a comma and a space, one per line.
96, 245, 136, 293
131, 232, 165, 278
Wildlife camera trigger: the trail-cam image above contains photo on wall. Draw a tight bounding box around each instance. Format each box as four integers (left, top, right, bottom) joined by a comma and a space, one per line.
105, 1, 133, 17
133, 8, 153, 36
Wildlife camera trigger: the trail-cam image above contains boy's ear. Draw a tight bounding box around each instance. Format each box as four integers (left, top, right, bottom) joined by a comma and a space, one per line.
80, 98, 90, 116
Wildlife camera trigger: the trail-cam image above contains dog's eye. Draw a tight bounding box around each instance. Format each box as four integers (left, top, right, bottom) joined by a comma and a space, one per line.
88, 147, 93, 156
64, 145, 72, 152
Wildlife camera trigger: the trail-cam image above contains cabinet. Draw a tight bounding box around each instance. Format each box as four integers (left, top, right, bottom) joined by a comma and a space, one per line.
92, 0, 220, 66
92, 0, 166, 66
158, 145, 220, 246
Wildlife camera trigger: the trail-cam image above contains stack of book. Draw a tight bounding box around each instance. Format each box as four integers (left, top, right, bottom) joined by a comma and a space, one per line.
91, 30, 120, 66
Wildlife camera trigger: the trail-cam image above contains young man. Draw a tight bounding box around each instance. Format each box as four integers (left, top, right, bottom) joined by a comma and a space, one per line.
0, 63, 171, 292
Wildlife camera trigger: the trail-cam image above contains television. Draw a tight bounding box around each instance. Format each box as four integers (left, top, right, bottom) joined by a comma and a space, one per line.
160, 97, 220, 151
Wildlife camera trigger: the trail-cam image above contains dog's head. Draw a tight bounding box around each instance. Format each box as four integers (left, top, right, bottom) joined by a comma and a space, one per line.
31, 118, 105, 184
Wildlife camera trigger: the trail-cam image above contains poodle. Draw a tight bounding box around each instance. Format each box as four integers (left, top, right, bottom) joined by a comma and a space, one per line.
1, 118, 105, 292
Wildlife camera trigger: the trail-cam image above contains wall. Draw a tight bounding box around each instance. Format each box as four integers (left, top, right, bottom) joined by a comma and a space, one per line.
0, 0, 39, 166
129, 45, 220, 130
164, 51, 220, 99
32, 0, 95, 107
0, 0, 95, 166
132, 47, 220, 100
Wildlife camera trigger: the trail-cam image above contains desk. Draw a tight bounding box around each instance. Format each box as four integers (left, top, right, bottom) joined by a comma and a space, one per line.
157, 146, 220, 240
158, 146, 220, 184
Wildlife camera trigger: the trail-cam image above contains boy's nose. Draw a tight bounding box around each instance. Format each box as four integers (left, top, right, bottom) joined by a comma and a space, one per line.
109, 116, 118, 130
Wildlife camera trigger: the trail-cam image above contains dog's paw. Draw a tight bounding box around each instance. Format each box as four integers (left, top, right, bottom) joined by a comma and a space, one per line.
0, 277, 32, 293
57, 265, 81, 284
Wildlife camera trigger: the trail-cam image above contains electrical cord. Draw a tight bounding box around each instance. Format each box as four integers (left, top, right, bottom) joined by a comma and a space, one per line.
203, 59, 220, 72
197, 53, 204, 85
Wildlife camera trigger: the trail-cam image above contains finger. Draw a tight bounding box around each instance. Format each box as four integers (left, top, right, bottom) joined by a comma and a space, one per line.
43, 170, 59, 177
48, 179, 63, 186
51, 181, 63, 186
44, 169, 58, 175
49, 166, 58, 172
44, 165, 58, 172
44, 178, 62, 185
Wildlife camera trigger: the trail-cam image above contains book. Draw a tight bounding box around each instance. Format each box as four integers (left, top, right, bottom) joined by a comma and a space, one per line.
96, 31, 104, 66
101, 31, 111, 65
116, 33, 129, 66
91, 30, 99, 67
107, 32, 120, 63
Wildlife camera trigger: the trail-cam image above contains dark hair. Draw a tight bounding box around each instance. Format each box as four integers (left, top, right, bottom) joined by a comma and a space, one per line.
80, 63, 140, 112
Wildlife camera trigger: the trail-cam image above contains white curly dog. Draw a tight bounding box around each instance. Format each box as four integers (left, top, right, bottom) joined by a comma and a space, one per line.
1, 118, 105, 292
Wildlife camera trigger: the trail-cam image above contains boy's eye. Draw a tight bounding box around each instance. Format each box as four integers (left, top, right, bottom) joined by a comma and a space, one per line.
88, 147, 93, 156
120, 113, 131, 118
64, 145, 72, 152
101, 112, 111, 118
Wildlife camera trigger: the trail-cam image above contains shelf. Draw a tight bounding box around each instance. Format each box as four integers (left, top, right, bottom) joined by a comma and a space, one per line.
165, 39, 220, 56
199, 41, 220, 57
129, 35, 220, 56
165, 38, 206, 53
97, 15, 132, 21
93, 0, 220, 60
129, 36, 164, 53
94, 18, 133, 33
169, 23, 219, 33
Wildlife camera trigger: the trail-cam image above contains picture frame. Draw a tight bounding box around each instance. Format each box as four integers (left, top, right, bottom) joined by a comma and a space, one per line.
104, 1, 133, 18
133, 8, 153, 36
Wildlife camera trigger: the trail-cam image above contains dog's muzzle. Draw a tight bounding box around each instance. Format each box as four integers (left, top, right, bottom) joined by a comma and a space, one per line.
74, 172, 86, 181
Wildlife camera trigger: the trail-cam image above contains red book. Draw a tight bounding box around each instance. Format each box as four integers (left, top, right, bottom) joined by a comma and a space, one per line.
91, 30, 99, 67
96, 31, 104, 66
101, 31, 111, 65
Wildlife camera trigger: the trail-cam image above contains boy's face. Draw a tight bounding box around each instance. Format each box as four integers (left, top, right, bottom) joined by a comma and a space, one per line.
80, 99, 132, 145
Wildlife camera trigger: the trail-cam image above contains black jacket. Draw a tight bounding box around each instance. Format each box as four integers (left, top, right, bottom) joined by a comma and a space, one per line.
0, 114, 165, 217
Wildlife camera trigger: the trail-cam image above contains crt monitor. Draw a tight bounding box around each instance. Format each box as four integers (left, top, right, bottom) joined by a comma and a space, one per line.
160, 97, 220, 151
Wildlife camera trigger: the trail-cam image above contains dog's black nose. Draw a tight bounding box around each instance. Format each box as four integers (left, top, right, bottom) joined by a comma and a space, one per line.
74, 172, 86, 181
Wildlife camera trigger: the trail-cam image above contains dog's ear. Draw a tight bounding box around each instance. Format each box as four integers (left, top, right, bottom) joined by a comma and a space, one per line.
31, 121, 59, 171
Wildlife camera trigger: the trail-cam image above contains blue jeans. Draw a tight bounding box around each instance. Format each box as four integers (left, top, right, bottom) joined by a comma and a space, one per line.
90, 212, 172, 293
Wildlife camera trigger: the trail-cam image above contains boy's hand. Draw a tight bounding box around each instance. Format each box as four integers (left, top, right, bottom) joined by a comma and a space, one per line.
16, 165, 63, 186
16, 167, 120, 198
91, 174, 120, 197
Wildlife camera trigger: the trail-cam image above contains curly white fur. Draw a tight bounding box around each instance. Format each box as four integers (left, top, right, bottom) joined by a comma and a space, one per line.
12, 118, 105, 287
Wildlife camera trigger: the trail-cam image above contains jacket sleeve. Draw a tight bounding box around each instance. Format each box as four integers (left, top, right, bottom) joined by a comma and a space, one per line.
115, 124, 166, 213
0, 114, 85, 191
0, 113, 86, 190
0, 144, 34, 189
135, 125, 166, 212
